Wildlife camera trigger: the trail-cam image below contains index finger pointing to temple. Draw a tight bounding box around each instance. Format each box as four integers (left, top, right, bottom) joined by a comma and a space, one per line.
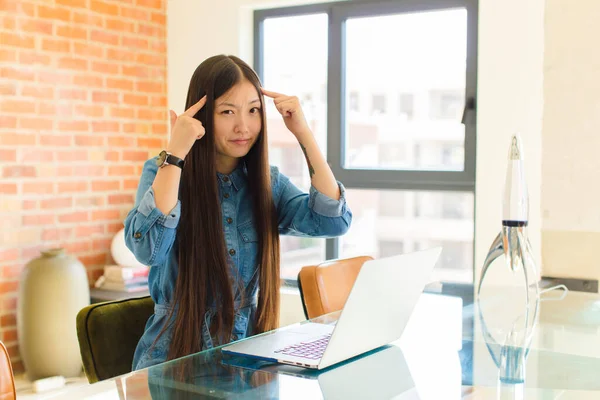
261, 88, 285, 98
183, 95, 207, 117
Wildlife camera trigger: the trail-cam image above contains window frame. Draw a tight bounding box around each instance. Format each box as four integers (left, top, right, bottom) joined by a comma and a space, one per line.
254, 0, 478, 283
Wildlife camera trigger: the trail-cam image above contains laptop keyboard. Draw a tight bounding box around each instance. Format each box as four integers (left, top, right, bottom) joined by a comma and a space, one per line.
274, 334, 332, 360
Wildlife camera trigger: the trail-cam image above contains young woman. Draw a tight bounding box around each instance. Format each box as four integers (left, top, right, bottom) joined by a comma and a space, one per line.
125, 55, 352, 370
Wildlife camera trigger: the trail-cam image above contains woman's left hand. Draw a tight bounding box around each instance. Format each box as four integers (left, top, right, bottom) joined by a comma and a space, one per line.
261, 88, 311, 139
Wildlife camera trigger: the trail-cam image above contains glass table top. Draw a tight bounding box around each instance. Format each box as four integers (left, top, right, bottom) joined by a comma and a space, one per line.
55, 284, 600, 399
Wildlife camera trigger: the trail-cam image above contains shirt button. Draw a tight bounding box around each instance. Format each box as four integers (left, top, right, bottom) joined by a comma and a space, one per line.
134, 232, 142, 239
224, 193, 230, 199
223, 176, 230, 182
226, 217, 233, 224
229, 249, 236, 256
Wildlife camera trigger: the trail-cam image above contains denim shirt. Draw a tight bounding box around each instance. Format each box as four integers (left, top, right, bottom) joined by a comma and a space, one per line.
125, 157, 352, 370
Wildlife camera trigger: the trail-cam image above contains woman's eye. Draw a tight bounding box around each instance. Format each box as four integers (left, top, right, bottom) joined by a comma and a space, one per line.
222, 110, 233, 115
250, 107, 261, 114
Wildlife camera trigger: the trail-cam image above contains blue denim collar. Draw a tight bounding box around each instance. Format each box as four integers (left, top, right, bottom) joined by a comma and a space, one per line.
216, 160, 247, 191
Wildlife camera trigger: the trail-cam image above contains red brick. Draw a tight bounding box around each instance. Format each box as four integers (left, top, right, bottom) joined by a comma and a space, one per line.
23, 214, 55, 226
138, 137, 163, 148
151, 123, 168, 135
2, 297, 17, 312
91, 209, 121, 220
1, 99, 36, 114
0, 313, 17, 327
122, 36, 148, 49
21, 86, 54, 99
92, 61, 119, 75
73, 165, 104, 176
0, 183, 17, 194
74, 135, 104, 146
0, 249, 19, 263
1, 329, 18, 343
150, 12, 166, 25
90, 30, 119, 46
38, 103, 73, 117
23, 200, 36, 210
58, 120, 89, 132
135, 53, 163, 66
19, 117, 54, 130
106, 48, 129, 61
122, 65, 148, 78
0, 82, 16, 96
110, 107, 135, 119
123, 151, 148, 162
107, 222, 124, 234
23, 182, 53, 194
74, 105, 103, 118
20, 149, 54, 163
105, 18, 135, 33
41, 228, 72, 241
92, 91, 120, 104
106, 78, 133, 91
38, 71, 72, 85
63, 241, 91, 253
123, 94, 148, 106
76, 196, 105, 208
137, 23, 163, 37
75, 224, 105, 237
18, 51, 52, 65
57, 150, 87, 162
38, 5, 71, 22
20, 18, 53, 35
56, 25, 88, 40
92, 180, 120, 192
40, 197, 72, 209
57, 0, 88, 8
0, 116, 17, 129
106, 151, 119, 161
21, 246, 44, 261
60, 89, 88, 101
72, 11, 103, 26
0, 149, 17, 162
108, 165, 135, 176
1, 1, 35, 15
124, 179, 139, 190
58, 211, 89, 223
120, 6, 148, 20
108, 194, 134, 205
1, 66, 36, 81
92, 238, 113, 251
136, 81, 163, 93
0, 32, 35, 48
0, 48, 17, 62
42, 38, 71, 52
58, 57, 88, 71
136, 0, 162, 9
73, 74, 103, 88
91, 0, 119, 15
107, 137, 135, 148
3, 166, 36, 178
58, 181, 88, 193
73, 42, 104, 59
91, 121, 120, 133
79, 253, 107, 266
40, 134, 72, 146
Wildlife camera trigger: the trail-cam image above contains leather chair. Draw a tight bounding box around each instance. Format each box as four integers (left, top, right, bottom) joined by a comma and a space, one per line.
0, 340, 16, 400
76, 296, 154, 383
297, 255, 374, 319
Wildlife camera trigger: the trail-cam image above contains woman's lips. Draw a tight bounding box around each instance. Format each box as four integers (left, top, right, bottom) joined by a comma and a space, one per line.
231, 139, 251, 146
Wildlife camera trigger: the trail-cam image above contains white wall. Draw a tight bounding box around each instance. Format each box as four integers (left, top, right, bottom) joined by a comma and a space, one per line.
541, 0, 600, 284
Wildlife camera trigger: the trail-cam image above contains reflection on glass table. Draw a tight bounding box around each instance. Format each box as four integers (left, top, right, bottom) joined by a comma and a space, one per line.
55, 288, 600, 399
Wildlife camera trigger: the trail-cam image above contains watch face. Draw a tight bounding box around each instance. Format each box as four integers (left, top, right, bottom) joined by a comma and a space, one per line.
156, 150, 167, 167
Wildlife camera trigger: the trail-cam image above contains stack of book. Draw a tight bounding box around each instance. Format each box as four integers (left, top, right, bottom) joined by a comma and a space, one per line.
94, 265, 149, 292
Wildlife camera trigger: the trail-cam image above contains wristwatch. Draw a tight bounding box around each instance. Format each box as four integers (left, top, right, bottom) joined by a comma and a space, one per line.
156, 150, 185, 169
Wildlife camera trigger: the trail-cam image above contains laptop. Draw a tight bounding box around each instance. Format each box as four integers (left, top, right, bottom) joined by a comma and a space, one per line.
222, 247, 442, 370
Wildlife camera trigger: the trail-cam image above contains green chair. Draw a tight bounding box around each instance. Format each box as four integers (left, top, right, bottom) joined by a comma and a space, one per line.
76, 296, 154, 383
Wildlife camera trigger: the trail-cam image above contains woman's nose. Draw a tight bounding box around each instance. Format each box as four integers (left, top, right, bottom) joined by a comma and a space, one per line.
234, 115, 249, 134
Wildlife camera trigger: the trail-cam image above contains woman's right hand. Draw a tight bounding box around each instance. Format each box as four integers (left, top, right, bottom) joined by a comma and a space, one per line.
167, 96, 207, 159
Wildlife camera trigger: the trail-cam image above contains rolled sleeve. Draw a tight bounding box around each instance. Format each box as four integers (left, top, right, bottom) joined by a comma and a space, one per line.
308, 181, 348, 218
137, 186, 181, 229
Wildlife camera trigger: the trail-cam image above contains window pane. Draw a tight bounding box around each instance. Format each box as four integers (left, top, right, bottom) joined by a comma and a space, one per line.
344, 9, 467, 171
262, 14, 328, 280
340, 189, 474, 283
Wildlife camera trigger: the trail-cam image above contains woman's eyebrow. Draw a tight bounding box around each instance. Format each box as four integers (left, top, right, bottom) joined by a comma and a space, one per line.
216, 99, 261, 108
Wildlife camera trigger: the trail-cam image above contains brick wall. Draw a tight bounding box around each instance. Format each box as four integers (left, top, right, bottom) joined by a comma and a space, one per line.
0, 0, 167, 372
